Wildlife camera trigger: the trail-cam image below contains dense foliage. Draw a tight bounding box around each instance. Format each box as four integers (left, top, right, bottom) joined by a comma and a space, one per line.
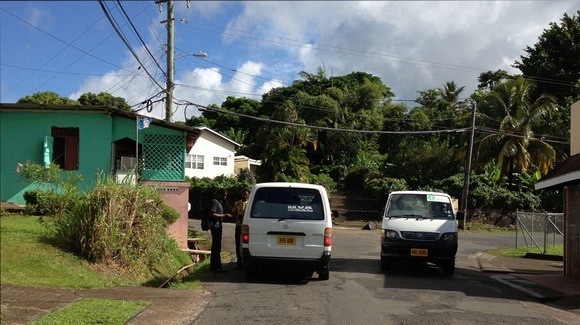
513, 10, 580, 107
17, 90, 131, 111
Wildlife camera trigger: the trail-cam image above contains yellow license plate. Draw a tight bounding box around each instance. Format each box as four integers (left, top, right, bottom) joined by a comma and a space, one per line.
410, 248, 428, 257
277, 236, 296, 245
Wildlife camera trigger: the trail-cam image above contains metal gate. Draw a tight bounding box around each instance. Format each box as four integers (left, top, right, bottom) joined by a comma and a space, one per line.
515, 210, 564, 254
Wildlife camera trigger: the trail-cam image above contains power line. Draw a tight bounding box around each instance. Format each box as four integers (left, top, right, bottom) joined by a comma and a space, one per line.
98, 0, 165, 92
116, 0, 166, 78
0, 8, 131, 73
0, 63, 135, 77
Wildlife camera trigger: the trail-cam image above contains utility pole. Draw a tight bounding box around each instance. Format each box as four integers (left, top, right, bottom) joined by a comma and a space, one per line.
165, 0, 174, 122
158, 0, 174, 122
460, 100, 476, 230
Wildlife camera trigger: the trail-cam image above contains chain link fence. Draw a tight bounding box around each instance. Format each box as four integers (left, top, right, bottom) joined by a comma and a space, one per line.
515, 210, 564, 254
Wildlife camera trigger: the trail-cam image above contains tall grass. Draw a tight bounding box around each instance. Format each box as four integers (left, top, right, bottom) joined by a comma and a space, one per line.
29, 173, 190, 281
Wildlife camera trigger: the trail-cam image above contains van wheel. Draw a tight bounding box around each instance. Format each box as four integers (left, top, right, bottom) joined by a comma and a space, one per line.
441, 260, 455, 276
245, 266, 258, 279
318, 271, 329, 280
380, 256, 390, 270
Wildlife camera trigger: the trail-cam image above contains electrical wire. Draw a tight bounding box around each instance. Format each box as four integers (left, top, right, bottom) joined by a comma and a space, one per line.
0, 7, 133, 97
98, 0, 165, 93
116, 0, 166, 79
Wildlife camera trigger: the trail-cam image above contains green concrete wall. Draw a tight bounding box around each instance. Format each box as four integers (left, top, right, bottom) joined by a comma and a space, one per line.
1, 110, 113, 204
1, 110, 187, 205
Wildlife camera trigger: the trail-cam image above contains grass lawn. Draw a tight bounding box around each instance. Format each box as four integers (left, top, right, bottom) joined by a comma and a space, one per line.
490, 244, 564, 257
28, 298, 149, 325
0, 215, 127, 288
0, 215, 214, 323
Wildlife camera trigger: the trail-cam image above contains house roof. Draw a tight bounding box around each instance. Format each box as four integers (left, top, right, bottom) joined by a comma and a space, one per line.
535, 154, 580, 190
0, 103, 201, 136
196, 126, 241, 147
235, 155, 262, 165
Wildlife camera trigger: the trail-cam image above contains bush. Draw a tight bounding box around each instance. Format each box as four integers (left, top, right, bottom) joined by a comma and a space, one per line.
470, 185, 541, 211
189, 175, 254, 216
364, 177, 407, 199
309, 173, 337, 193
23, 189, 73, 216
38, 178, 185, 276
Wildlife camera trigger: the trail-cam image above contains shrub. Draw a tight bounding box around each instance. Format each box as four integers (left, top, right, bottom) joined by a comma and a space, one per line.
470, 186, 541, 211
23, 189, 70, 216
364, 177, 407, 199
35, 177, 185, 276
189, 175, 254, 215
309, 173, 337, 193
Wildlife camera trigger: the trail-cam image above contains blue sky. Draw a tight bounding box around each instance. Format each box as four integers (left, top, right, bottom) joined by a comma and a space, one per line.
1, 1, 578, 121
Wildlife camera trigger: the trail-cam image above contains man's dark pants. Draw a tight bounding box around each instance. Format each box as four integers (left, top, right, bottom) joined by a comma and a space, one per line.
235, 225, 242, 267
210, 225, 223, 270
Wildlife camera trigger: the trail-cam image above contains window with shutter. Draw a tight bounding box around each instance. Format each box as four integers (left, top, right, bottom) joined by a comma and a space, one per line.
51, 127, 79, 170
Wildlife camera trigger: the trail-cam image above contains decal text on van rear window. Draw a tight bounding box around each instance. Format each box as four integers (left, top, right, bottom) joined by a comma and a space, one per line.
288, 205, 314, 213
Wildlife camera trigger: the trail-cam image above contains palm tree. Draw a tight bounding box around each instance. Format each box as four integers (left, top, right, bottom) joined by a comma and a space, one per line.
438, 81, 465, 106
476, 77, 558, 187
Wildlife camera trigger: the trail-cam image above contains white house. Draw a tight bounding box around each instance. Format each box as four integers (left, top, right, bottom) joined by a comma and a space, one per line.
185, 127, 241, 179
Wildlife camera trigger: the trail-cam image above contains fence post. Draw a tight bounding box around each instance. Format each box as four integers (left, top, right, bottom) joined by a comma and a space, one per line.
543, 211, 548, 254
515, 209, 519, 249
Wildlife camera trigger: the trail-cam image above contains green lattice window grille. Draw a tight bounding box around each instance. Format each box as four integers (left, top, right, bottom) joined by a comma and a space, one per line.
141, 134, 185, 181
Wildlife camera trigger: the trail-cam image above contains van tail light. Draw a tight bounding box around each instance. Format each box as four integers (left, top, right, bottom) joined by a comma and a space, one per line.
324, 227, 333, 247
242, 225, 249, 244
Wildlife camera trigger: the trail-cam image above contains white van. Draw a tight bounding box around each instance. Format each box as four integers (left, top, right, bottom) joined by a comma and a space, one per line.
380, 191, 458, 276
241, 182, 333, 280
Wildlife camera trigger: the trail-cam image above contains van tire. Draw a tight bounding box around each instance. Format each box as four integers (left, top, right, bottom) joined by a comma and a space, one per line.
318, 270, 329, 280
380, 255, 390, 270
245, 266, 258, 279
441, 260, 455, 276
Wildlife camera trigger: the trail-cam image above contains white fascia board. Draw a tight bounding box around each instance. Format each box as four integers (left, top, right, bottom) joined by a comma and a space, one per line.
535, 170, 580, 190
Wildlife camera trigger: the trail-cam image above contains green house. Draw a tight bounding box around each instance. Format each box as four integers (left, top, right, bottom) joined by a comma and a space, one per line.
1, 103, 200, 247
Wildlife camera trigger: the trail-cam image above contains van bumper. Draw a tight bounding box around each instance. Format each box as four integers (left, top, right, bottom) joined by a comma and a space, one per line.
242, 249, 331, 272
381, 238, 457, 263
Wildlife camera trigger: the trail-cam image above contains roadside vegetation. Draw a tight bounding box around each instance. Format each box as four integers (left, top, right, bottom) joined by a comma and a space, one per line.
490, 245, 564, 257
28, 298, 149, 325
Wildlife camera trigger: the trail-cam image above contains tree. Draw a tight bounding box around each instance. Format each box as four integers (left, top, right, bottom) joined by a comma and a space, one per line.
513, 10, 580, 106
478, 70, 509, 91
438, 81, 465, 108
476, 77, 558, 187
17, 91, 77, 105
77, 92, 130, 111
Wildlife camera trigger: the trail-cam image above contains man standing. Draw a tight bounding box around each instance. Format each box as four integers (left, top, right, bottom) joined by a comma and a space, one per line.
210, 188, 231, 273
232, 188, 250, 269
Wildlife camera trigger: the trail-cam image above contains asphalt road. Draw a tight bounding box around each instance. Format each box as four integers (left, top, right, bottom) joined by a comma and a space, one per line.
190, 224, 575, 324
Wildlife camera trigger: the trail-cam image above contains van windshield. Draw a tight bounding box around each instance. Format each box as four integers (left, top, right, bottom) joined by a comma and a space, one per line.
250, 187, 324, 220
386, 193, 455, 220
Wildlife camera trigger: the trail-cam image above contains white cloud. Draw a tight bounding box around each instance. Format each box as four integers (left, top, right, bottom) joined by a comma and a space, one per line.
67, 1, 578, 121
25, 5, 52, 29
226, 1, 578, 101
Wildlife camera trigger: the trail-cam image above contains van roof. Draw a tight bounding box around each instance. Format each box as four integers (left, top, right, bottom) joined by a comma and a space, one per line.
253, 182, 325, 190
390, 190, 451, 197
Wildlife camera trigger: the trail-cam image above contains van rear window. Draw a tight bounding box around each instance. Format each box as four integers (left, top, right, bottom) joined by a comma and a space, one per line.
250, 188, 324, 220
